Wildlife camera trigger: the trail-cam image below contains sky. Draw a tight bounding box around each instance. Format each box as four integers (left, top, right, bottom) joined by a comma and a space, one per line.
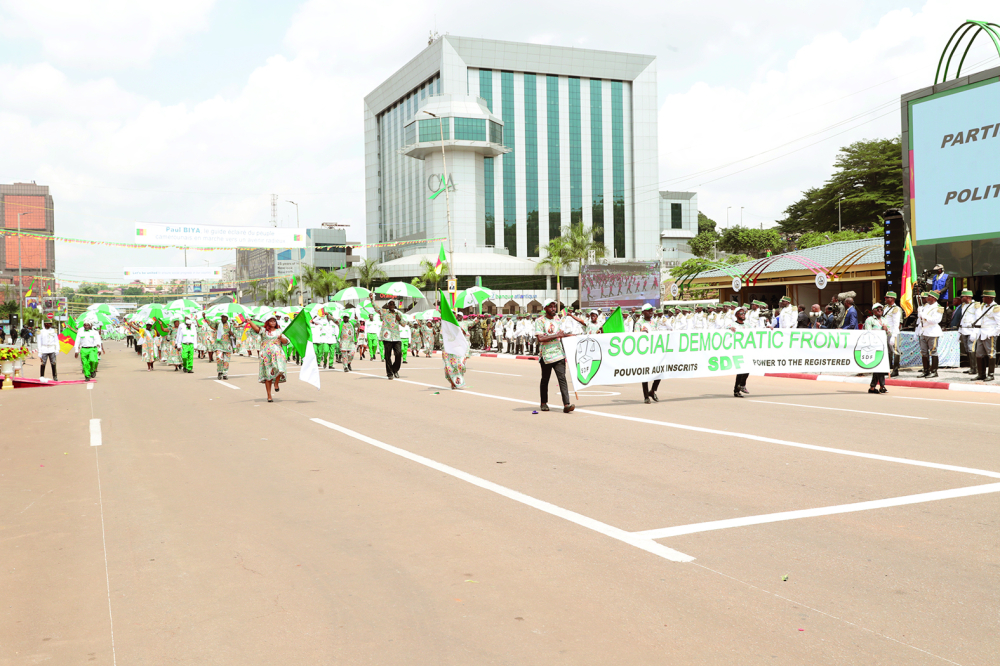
1, 0, 999, 285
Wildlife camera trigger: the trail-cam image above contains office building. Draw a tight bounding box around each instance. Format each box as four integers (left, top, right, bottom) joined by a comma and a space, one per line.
0, 182, 56, 290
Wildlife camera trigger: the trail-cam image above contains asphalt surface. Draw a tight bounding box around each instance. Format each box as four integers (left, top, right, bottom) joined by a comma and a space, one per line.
3, 343, 999, 665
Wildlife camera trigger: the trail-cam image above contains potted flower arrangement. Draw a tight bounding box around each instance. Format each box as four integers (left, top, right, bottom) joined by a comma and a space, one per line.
0, 346, 29, 380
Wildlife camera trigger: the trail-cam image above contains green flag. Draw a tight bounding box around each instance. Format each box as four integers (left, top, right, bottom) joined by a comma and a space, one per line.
438, 290, 470, 357
602, 306, 625, 334
283, 312, 311, 358
152, 318, 171, 337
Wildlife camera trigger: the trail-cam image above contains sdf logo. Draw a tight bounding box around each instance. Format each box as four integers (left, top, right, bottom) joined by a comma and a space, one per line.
575, 338, 603, 386
853, 331, 884, 370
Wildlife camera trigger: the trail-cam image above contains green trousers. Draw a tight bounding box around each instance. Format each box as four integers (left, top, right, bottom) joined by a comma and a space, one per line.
402, 340, 408, 362
181, 343, 194, 372
315, 343, 329, 365
80, 347, 99, 379
367, 333, 383, 360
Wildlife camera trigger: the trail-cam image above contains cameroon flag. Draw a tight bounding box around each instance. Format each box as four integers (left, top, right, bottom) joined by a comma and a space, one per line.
434, 243, 447, 276
58, 315, 78, 353
901, 232, 916, 317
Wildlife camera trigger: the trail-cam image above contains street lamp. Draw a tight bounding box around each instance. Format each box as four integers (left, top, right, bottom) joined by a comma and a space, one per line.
838, 197, 845, 232
16, 211, 27, 319
740, 207, 744, 226
423, 110, 455, 299
286, 200, 302, 306
726, 206, 731, 228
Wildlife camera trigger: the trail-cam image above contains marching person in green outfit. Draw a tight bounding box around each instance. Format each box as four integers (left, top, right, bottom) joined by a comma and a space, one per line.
73, 321, 104, 381
338, 312, 357, 372
176, 316, 198, 373
365, 312, 383, 361
400, 318, 410, 363
203, 312, 237, 380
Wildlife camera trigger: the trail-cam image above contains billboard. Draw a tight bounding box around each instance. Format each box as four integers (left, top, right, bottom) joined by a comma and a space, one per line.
908, 77, 1000, 245
236, 248, 275, 281
580, 261, 661, 309
123, 267, 222, 281
135, 223, 306, 248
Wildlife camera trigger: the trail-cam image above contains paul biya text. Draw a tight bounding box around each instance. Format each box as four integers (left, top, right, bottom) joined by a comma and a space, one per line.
605, 329, 854, 357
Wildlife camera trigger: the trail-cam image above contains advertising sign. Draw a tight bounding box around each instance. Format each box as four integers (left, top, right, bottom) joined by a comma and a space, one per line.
580, 262, 660, 309
135, 223, 306, 248
123, 267, 222, 281
908, 78, 1000, 244
562, 328, 888, 390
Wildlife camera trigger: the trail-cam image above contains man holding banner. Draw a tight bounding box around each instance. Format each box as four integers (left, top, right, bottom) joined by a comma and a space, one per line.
535, 300, 575, 414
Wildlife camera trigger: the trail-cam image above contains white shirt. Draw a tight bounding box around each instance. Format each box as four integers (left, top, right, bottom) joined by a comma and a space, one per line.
917, 302, 943, 337
74, 329, 102, 351
400, 325, 411, 340
958, 302, 979, 336
367, 317, 381, 336
779, 304, 797, 330
176, 323, 198, 345
37, 328, 58, 353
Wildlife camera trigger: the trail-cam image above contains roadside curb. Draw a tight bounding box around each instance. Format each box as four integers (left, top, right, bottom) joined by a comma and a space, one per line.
763, 372, 1000, 394
516, 355, 539, 361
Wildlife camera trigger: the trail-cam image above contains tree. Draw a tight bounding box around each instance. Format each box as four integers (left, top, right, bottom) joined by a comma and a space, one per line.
122, 286, 144, 296
247, 279, 262, 304
302, 266, 346, 303
687, 212, 721, 258
669, 254, 751, 281
410, 259, 448, 295
77, 283, 99, 295
796, 220, 884, 249
718, 226, 785, 258
59, 286, 75, 298
535, 236, 571, 307
561, 225, 607, 277
697, 212, 717, 235
777, 137, 903, 235
356, 258, 387, 290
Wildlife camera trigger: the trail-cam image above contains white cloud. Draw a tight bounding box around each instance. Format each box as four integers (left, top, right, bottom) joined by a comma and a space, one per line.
0, 0, 215, 68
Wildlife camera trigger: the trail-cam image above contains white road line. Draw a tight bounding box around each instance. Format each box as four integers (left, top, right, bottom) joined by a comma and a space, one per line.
90, 419, 103, 446
94, 449, 118, 666
311, 417, 694, 563
470, 370, 522, 376
87, 382, 94, 390
894, 395, 1000, 406
748, 399, 926, 419
633, 483, 1000, 540
214, 380, 240, 390
349, 370, 1000, 480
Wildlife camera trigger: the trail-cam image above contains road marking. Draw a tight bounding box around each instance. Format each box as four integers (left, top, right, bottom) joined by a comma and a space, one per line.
350, 371, 1000, 480
93, 449, 118, 666
87, 382, 94, 390
214, 380, 240, 390
470, 370, 521, 376
748, 400, 926, 419
576, 390, 622, 397
893, 395, 1000, 406
311, 417, 694, 563
90, 419, 102, 446
633, 483, 1000, 540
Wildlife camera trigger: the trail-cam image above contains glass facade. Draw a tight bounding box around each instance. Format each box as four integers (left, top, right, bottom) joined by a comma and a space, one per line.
568, 77, 582, 228
547, 75, 561, 240
524, 74, 539, 257
489, 121, 503, 144
590, 79, 604, 245
611, 80, 625, 258
418, 118, 451, 142
501, 71, 516, 256
480, 70, 495, 246
671, 203, 682, 229
453, 117, 486, 141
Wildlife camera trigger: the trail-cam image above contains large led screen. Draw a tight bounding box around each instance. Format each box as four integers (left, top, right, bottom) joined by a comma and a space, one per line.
909, 78, 1000, 245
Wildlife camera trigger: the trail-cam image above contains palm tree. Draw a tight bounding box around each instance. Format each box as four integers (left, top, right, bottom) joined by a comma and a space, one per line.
301, 265, 325, 303
356, 258, 387, 290
410, 258, 447, 297
247, 279, 261, 305
561, 225, 607, 299
535, 236, 571, 308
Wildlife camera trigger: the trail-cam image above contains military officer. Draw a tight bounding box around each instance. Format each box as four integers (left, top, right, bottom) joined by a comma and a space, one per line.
917, 290, 944, 378
956, 289, 979, 374
974, 290, 999, 381
882, 291, 903, 377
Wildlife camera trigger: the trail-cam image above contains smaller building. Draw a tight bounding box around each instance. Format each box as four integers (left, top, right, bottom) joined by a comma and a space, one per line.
0, 182, 56, 291
659, 191, 698, 268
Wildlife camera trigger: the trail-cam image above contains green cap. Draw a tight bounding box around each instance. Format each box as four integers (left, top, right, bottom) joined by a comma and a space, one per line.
926, 290, 940, 300
984, 290, 996, 297
641, 303, 654, 311
885, 291, 897, 298
779, 296, 791, 303
962, 289, 973, 297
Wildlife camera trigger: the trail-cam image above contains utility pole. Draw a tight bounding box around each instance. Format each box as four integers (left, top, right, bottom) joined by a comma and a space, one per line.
740, 207, 744, 226
286, 200, 302, 306
838, 197, 845, 232
726, 206, 731, 229
424, 110, 455, 305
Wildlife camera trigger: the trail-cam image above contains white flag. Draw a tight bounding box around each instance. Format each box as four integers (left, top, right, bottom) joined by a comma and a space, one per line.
299, 340, 321, 389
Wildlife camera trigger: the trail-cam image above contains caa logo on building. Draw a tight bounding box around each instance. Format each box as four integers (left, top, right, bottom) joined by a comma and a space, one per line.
853, 331, 884, 370
575, 337, 603, 386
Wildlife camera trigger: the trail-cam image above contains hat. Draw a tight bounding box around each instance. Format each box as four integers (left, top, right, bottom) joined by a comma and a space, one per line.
926, 290, 940, 300
542, 299, 557, 308
962, 289, 973, 297
885, 291, 897, 298
983, 290, 996, 297
779, 296, 791, 303
872, 303, 884, 311
641, 303, 654, 311
933, 264, 944, 271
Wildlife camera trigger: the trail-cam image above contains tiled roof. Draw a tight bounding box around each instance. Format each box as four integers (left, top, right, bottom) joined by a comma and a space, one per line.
697, 239, 883, 279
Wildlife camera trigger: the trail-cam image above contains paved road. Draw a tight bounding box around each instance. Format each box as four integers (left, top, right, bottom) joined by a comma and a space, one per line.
4, 343, 1000, 665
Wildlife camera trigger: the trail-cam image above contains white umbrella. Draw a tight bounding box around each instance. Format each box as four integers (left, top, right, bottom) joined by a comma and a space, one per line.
331, 286, 372, 301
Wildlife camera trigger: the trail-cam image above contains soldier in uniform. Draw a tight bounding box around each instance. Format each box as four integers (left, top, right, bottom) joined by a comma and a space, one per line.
882, 292, 903, 377
481, 315, 492, 351
917, 290, 944, 378
974, 290, 999, 381
778, 295, 797, 329
956, 289, 979, 374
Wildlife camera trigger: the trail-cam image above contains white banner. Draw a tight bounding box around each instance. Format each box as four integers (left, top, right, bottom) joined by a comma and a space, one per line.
561, 329, 890, 390
135, 223, 306, 248
123, 267, 222, 281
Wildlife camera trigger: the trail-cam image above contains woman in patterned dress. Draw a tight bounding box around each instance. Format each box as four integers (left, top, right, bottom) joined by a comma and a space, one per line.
162, 318, 182, 371
248, 313, 288, 403
338, 312, 356, 372
443, 313, 471, 390
139, 323, 159, 370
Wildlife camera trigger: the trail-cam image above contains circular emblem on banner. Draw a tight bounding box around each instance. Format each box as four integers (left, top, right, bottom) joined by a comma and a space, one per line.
854, 331, 884, 369
575, 338, 603, 386
731, 277, 742, 292
815, 273, 828, 290
669, 283, 680, 298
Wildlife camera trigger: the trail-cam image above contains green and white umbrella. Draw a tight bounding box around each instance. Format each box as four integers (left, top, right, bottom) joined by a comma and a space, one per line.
80, 312, 116, 328
136, 303, 166, 317
331, 286, 372, 301
415, 309, 441, 321
166, 298, 202, 312
320, 301, 345, 313
374, 281, 424, 299
274, 306, 302, 316
252, 307, 277, 323
205, 303, 249, 320
86, 303, 121, 318
454, 287, 493, 309
302, 303, 327, 319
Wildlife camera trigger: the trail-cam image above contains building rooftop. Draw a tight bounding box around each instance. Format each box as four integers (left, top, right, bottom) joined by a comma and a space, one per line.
697, 239, 884, 279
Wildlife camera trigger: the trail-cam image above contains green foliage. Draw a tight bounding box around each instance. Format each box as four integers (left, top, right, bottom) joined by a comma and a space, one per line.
561, 225, 607, 273
697, 212, 717, 235
59, 287, 75, 297
356, 258, 387, 289
122, 286, 144, 296
77, 282, 100, 295
411, 259, 447, 293
301, 265, 346, 302
777, 137, 903, 235
688, 231, 720, 258
796, 220, 884, 249
718, 226, 785, 258
0, 300, 18, 317
669, 254, 750, 280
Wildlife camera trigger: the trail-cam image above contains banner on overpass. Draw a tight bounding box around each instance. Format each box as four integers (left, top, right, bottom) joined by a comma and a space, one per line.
123, 267, 223, 281
562, 329, 889, 390
134, 223, 306, 248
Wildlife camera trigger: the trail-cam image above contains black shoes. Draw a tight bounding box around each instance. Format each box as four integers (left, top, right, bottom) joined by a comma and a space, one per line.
733, 392, 743, 398
740, 387, 749, 394
393, 372, 400, 379
644, 397, 651, 404
650, 392, 659, 402
540, 404, 550, 412
563, 404, 575, 413
868, 387, 879, 394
